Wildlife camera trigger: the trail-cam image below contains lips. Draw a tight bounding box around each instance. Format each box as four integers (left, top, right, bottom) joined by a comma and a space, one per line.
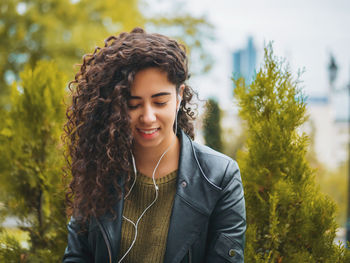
137, 128, 160, 139
138, 128, 159, 134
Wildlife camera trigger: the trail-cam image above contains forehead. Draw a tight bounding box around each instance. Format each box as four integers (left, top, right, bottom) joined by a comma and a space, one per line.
130, 67, 176, 96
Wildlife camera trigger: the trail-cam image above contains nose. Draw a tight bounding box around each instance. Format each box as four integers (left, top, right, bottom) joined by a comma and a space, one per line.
140, 104, 156, 124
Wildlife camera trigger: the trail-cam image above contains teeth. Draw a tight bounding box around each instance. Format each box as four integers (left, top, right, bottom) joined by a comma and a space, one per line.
140, 128, 158, 134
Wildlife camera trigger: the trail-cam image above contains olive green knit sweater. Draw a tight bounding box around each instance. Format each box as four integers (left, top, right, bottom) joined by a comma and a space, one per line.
119, 170, 178, 263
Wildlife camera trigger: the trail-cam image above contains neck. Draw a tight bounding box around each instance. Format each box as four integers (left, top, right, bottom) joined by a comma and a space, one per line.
132, 134, 180, 178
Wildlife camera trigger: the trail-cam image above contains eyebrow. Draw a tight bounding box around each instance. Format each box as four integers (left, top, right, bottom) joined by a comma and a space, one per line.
129, 92, 172, 100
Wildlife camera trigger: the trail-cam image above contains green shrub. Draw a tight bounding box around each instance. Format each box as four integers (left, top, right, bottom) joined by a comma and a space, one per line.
0, 61, 67, 262
203, 98, 223, 152
234, 44, 350, 262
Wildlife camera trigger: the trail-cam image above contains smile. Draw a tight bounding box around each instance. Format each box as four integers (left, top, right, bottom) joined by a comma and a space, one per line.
138, 128, 159, 134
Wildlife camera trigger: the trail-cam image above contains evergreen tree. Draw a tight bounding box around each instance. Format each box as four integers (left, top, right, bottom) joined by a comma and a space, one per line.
234, 45, 350, 262
0, 61, 67, 261
203, 98, 223, 152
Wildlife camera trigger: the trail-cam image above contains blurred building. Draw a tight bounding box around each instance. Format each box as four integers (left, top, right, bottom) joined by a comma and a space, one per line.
304, 55, 349, 169
213, 37, 258, 150
206, 37, 258, 151
232, 36, 257, 84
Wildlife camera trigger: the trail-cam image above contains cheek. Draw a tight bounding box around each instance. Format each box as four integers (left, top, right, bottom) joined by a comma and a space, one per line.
163, 109, 176, 126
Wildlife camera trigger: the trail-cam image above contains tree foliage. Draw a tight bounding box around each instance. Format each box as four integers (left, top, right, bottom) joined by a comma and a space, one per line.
0, 0, 213, 109
0, 0, 143, 94
146, 14, 214, 76
316, 161, 348, 227
203, 98, 223, 152
0, 61, 67, 261
234, 45, 350, 262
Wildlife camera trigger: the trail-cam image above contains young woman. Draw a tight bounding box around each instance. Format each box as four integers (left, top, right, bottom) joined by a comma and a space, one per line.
63, 27, 246, 263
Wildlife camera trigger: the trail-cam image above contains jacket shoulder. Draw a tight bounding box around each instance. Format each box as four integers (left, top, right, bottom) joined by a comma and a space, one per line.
191, 141, 241, 189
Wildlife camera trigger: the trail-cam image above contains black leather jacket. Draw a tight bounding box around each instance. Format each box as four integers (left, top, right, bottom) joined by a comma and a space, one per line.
63, 130, 246, 263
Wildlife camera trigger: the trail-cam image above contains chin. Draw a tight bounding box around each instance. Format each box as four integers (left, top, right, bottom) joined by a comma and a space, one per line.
134, 139, 162, 150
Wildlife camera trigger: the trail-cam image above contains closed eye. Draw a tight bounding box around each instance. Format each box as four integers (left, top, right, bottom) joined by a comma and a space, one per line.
128, 104, 140, 109
127, 100, 168, 109
154, 102, 167, 106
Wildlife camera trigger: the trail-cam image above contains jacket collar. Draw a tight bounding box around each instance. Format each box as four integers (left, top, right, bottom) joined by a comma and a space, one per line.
176, 129, 222, 214
163, 130, 222, 263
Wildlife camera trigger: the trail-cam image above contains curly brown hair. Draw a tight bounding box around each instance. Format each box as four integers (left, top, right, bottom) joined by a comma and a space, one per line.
63, 27, 197, 222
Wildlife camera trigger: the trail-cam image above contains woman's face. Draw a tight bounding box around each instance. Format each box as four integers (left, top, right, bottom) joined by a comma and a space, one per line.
128, 67, 182, 152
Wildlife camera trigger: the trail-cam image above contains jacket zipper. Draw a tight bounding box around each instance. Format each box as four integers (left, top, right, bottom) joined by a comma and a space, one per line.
96, 219, 112, 263
188, 246, 192, 263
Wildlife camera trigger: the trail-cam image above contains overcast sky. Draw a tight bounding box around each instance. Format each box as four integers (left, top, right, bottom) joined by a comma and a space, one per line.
178, 0, 350, 106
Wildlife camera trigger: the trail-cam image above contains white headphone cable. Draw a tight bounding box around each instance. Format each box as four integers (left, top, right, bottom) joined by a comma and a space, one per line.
118, 136, 176, 262
124, 154, 137, 200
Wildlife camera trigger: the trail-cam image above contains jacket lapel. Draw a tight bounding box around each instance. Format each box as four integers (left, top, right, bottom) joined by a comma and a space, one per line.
100, 200, 124, 262
163, 131, 221, 263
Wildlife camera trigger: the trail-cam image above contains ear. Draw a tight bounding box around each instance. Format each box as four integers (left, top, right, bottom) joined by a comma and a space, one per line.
177, 84, 185, 102
176, 84, 185, 111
